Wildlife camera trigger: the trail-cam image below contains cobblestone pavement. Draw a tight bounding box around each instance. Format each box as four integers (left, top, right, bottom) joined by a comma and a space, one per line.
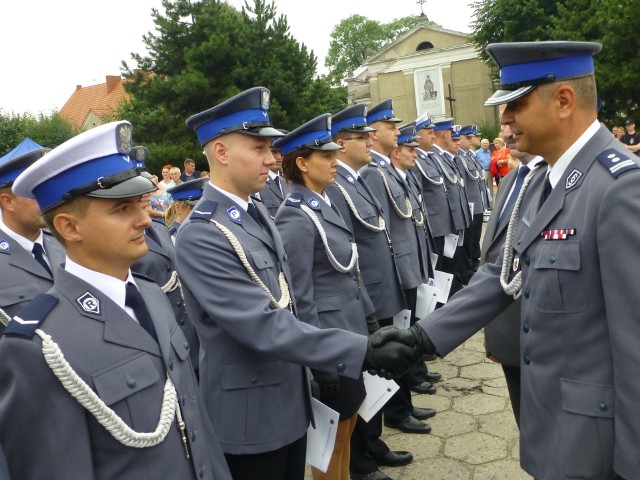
305, 330, 532, 480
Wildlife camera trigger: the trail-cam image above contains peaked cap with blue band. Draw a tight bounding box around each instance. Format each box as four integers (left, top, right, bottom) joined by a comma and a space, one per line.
186, 87, 284, 146
484, 41, 602, 107
432, 118, 455, 132
0, 146, 50, 189
459, 124, 479, 136
366, 99, 402, 125
12, 121, 156, 213
397, 122, 420, 147
415, 112, 435, 131
166, 177, 205, 204
272, 113, 342, 156
332, 104, 376, 135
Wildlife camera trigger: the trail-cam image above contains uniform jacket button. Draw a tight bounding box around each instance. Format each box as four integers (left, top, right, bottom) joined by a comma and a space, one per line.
190, 430, 197, 442
549, 254, 556, 263
336, 363, 346, 373
523, 323, 529, 333
168, 360, 174, 371
523, 255, 530, 266
599, 402, 608, 412
184, 341, 190, 351
127, 377, 137, 389
523, 355, 531, 365
176, 300, 182, 307
198, 466, 205, 478
251, 376, 258, 384
523, 289, 530, 299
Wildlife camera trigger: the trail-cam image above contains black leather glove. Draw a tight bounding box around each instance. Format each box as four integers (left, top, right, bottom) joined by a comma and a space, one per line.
366, 315, 381, 335
310, 370, 340, 399
363, 326, 421, 379
408, 324, 437, 357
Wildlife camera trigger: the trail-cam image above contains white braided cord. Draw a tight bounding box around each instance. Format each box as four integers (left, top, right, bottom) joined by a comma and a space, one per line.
334, 181, 385, 232
413, 208, 425, 227
0, 308, 9, 327
34, 329, 180, 448
460, 154, 480, 181
161, 270, 180, 293
433, 154, 461, 186
209, 219, 291, 310
414, 158, 445, 187
377, 169, 412, 219
299, 204, 359, 274
499, 164, 545, 299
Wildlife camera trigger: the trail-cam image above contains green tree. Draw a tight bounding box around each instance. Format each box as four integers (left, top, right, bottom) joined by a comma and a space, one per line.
325, 15, 435, 85
0, 111, 75, 156
470, 0, 640, 124
120, 0, 346, 174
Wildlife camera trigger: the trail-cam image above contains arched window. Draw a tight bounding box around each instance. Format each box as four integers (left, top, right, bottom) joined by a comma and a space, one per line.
417, 41, 434, 51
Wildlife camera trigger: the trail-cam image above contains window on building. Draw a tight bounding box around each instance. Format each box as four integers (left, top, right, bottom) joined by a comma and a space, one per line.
417, 41, 434, 51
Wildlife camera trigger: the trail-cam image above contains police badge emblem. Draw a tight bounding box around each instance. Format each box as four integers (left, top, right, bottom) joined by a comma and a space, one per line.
261, 89, 270, 111
0, 239, 10, 253
308, 197, 320, 209
226, 206, 242, 222
347, 175, 355, 183
327, 116, 332, 131
116, 123, 133, 154
565, 169, 582, 189
77, 292, 100, 315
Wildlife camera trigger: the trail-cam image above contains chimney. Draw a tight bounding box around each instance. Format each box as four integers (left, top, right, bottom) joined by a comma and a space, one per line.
76, 85, 82, 91
106, 75, 121, 94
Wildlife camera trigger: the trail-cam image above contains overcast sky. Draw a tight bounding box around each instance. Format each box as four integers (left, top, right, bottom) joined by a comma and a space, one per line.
0, 0, 474, 115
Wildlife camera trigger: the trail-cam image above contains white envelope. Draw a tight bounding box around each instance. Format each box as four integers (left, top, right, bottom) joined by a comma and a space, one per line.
392, 309, 411, 330
416, 279, 439, 318
306, 398, 340, 473
358, 373, 400, 423
433, 270, 453, 304
443, 233, 459, 258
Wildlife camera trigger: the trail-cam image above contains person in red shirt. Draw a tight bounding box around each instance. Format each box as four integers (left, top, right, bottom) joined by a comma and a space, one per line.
490, 137, 510, 185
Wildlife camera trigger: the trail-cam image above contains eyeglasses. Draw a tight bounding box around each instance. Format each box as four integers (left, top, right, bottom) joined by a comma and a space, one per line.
342, 135, 370, 142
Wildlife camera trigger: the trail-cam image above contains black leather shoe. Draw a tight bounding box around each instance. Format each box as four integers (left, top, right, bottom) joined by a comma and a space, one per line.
422, 353, 437, 361
372, 450, 413, 467
410, 381, 437, 394
425, 371, 443, 383
412, 406, 436, 420
384, 415, 432, 434
350, 470, 392, 480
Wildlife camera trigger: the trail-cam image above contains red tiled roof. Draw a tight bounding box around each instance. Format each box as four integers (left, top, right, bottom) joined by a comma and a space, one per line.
59, 76, 130, 130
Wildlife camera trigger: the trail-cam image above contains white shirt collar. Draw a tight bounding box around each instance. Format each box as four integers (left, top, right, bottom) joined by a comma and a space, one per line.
337, 160, 360, 179
525, 156, 545, 168
64, 256, 135, 316
0, 217, 44, 253
210, 182, 251, 211
268, 170, 278, 181
548, 119, 600, 188
394, 167, 407, 180
432, 144, 446, 155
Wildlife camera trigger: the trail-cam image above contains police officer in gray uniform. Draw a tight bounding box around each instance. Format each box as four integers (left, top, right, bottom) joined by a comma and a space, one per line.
176, 87, 420, 480
325, 104, 415, 479
361, 106, 433, 437
401, 41, 640, 480
0, 121, 232, 480
0, 146, 64, 332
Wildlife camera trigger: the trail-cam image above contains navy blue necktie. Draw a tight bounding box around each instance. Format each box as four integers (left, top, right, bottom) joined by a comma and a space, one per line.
125, 282, 158, 342
274, 175, 283, 195
32, 243, 52, 276
498, 165, 530, 228
247, 202, 261, 225
540, 173, 553, 207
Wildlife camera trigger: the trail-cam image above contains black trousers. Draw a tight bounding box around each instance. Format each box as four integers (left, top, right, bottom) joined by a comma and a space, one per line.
350, 412, 387, 474
224, 434, 306, 480
502, 364, 521, 428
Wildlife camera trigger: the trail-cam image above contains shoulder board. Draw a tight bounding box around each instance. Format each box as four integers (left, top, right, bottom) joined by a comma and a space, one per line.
3, 294, 59, 338
190, 199, 218, 222
131, 271, 155, 283
597, 149, 640, 178
285, 192, 303, 208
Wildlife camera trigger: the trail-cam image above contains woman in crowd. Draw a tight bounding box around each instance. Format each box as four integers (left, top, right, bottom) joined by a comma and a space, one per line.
490, 137, 510, 186
273, 114, 371, 480
158, 164, 174, 188
165, 178, 204, 239
147, 175, 171, 221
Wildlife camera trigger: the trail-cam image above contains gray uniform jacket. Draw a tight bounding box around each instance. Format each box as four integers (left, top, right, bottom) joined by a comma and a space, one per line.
174, 183, 368, 455
466, 149, 491, 210
132, 222, 199, 368
0, 228, 64, 331
275, 184, 368, 418
0, 267, 231, 480
418, 125, 640, 479
455, 150, 485, 214
257, 175, 286, 218
326, 165, 406, 320
361, 152, 428, 290
481, 165, 546, 366
412, 149, 459, 237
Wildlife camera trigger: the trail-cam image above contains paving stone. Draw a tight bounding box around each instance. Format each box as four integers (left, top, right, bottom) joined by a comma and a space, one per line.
412, 392, 452, 412
473, 459, 533, 480
444, 432, 508, 465
462, 334, 486, 353
484, 376, 507, 388
454, 393, 507, 416
444, 349, 486, 367
429, 410, 476, 438
436, 377, 483, 398
509, 437, 521, 461
427, 359, 459, 380
400, 457, 471, 480
459, 361, 504, 381
383, 430, 442, 461
482, 383, 509, 397
478, 410, 520, 441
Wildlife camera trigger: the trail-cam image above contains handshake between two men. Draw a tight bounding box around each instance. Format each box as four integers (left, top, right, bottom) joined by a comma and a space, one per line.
363, 324, 437, 380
